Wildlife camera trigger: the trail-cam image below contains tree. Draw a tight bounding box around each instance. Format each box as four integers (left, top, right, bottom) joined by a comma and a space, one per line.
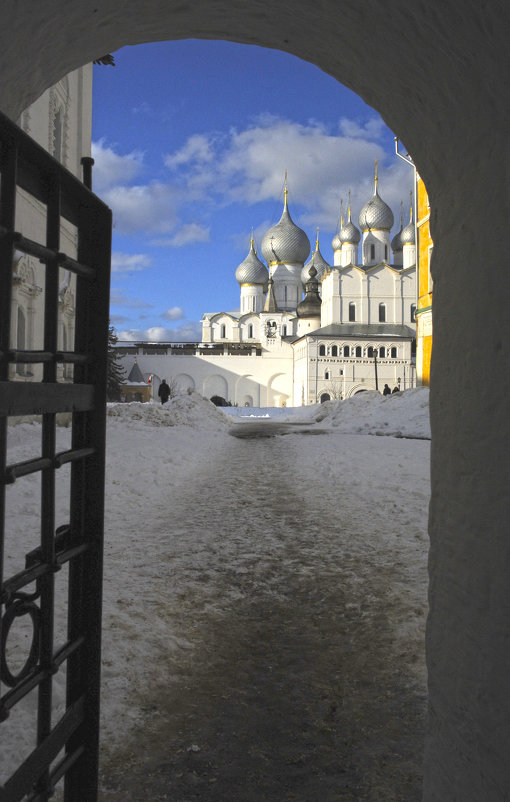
321, 379, 344, 400
107, 324, 126, 401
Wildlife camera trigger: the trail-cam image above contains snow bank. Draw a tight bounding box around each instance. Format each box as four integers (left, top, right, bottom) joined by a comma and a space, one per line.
313, 387, 430, 439
107, 392, 230, 430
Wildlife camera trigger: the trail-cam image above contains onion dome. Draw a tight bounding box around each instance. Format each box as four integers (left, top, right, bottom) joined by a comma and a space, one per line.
392, 204, 404, 252
301, 229, 330, 285
332, 199, 344, 252
261, 187, 310, 266
297, 266, 322, 318
235, 238, 269, 287
400, 200, 415, 244
340, 200, 361, 244
358, 162, 394, 231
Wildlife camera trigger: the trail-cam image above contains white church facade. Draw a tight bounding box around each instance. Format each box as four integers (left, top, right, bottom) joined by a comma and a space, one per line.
119, 175, 417, 406
10, 66, 93, 383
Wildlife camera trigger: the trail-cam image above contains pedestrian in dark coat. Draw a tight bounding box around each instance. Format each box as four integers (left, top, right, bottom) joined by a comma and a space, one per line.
158, 379, 170, 404
392, 386, 400, 393
383, 384, 391, 395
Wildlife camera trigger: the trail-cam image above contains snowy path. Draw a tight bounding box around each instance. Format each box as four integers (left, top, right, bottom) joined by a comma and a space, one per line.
99, 426, 430, 801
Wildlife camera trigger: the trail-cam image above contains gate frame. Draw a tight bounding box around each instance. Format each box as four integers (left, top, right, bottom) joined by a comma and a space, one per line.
0, 109, 111, 801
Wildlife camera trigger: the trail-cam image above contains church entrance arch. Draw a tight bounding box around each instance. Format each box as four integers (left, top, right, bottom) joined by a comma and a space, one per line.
2, 4, 510, 799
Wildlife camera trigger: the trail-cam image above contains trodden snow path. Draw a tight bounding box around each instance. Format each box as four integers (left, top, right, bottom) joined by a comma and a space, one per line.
98, 423, 430, 801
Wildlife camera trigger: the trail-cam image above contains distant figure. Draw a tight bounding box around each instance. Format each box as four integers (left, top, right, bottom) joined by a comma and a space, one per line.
158, 379, 170, 404
392, 386, 400, 394
383, 384, 391, 395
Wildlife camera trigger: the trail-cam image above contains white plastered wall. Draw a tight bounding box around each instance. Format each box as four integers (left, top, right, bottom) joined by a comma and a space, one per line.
2, 2, 510, 796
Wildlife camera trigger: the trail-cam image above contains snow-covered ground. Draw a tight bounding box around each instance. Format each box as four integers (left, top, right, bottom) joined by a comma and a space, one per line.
1, 389, 431, 795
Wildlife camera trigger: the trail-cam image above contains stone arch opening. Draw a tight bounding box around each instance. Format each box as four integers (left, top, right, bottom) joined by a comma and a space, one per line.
2, 3, 509, 797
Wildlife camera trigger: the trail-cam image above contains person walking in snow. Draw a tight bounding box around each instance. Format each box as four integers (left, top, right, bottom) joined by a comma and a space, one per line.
383, 384, 391, 396
158, 379, 170, 404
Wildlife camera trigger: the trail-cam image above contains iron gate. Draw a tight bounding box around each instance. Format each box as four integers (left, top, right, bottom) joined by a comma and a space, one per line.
0, 110, 111, 800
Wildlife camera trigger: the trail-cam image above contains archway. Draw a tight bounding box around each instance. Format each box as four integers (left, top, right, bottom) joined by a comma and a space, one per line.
2, 3, 510, 798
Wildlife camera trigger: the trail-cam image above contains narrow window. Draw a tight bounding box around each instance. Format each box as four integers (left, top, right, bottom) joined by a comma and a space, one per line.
248, 324, 253, 338
343, 345, 350, 357
410, 303, 416, 322
379, 303, 386, 322
319, 344, 326, 356
367, 346, 374, 358
221, 324, 226, 338
379, 346, 385, 357
384, 244, 388, 260
355, 346, 362, 358
349, 302, 356, 322
391, 346, 397, 358
370, 244, 375, 260
284, 286, 288, 303
331, 345, 338, 357
282, 324, 287, 336
325, 371, 330, 380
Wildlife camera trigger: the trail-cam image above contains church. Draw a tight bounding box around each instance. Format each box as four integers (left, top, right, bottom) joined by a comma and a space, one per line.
119, 172, 417, 406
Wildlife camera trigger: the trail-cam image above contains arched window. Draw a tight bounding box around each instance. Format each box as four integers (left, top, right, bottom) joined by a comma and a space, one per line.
343, 345, 350, 357
331, 345, 338, 357
379, 303, 386, 322
319, 344, 326, 356
324, 371, 330, 380
220, 324, 226, 338
282, 324, 287, 336
410, 303, 416, 321
379, 346, 385, 357
367, 346, 374, 358
391, 346, 397, 358
384, 244, 388, 260
355, 346, 362, 358
320, 393, 331, 403
370, 244, 375, 260
248, 324, 253, 338
349, 302, 356, 322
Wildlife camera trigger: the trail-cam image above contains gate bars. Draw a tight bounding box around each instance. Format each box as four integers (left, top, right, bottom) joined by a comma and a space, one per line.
0, 110, 111, 800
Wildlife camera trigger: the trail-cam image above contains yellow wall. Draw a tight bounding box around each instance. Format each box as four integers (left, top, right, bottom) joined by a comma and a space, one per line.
416, 174, 433, 385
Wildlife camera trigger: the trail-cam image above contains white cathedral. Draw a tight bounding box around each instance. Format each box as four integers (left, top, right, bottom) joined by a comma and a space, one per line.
120, 171, 417, 407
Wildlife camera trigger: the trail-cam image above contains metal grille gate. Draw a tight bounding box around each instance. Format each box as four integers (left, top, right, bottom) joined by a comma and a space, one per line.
0, 110, 111, 800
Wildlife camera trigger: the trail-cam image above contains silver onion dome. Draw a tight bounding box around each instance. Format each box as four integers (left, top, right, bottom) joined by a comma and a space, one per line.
331, 231, 342, 252
301, 239, 330, 285
358, 189, 394, 231
340, 217, 361, 244
400, 220, 415, 245
391, 227, 403, 252
235, 241, 269, 287
261, 195, 310, 265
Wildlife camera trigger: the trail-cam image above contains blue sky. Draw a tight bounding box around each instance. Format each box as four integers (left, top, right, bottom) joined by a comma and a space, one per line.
92, 40, 413, 342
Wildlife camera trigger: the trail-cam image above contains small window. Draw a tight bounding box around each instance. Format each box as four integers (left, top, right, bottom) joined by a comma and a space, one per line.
324, 371, 330, 380
379, 346, 385, 358
391, 346, 397, 358
248, 324, 253, 338
370, 244, 375, 260
282, 325, 287, 336
379, 303, 386, 322
367, 346, 374, 358
319, 344, 326, 356
343, 345, 350, 357
349, 302, 356, 322
410, 304, 416, 322
220, 324, 226, 338
331, 345, 338, 357
384, 244, 388, 260
355, 346, 362, 358
284, 286, 288, 302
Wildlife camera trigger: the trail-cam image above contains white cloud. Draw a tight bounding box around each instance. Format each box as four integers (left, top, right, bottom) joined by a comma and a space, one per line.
162, 306, 184, 321
117, 322, 202, 342
110, 290, 153, 309
103, 182, 182, 235
151, 223, 210, 248
164, 134, 216, 169
111, 252, 152, 273
91, 139, 144, 194
164, 115, 412, 232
